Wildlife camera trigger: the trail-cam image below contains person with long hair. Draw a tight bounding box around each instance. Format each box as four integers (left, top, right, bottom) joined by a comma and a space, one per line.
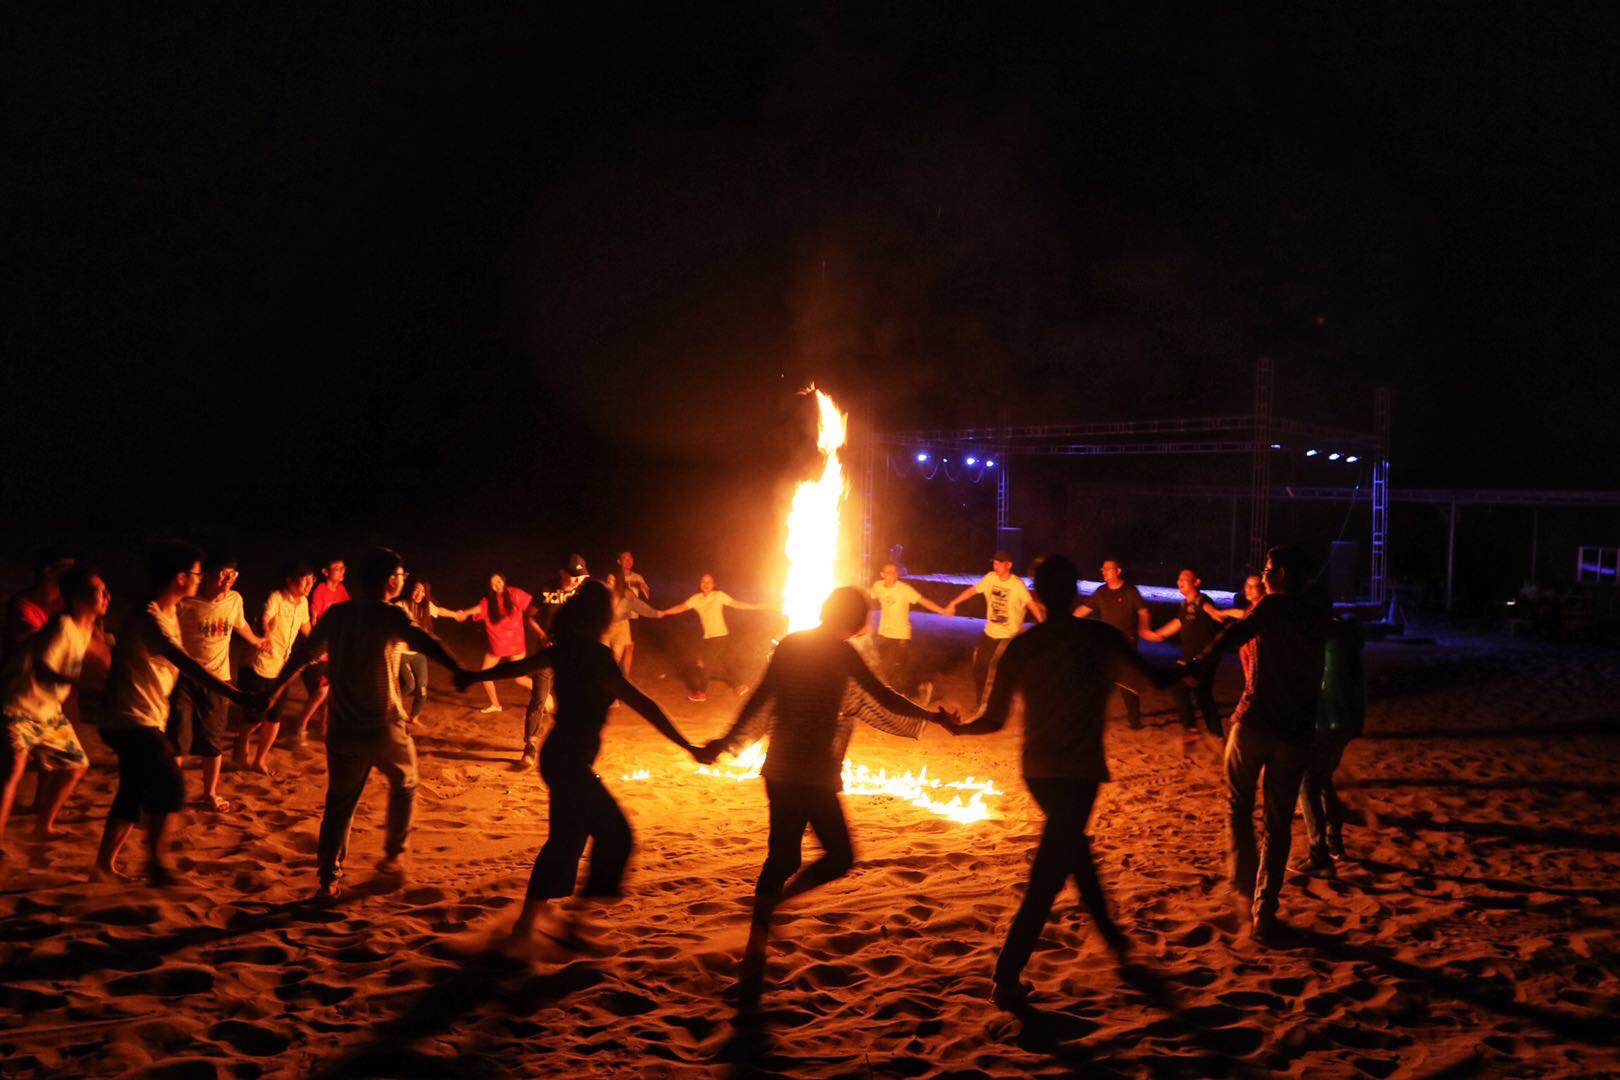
456, 580, 704, 948
287, 557, 348, 745
393, 577, 472, 721
605, 566, 659, 676
610, 551, 651, 676
471, 571, 533, 715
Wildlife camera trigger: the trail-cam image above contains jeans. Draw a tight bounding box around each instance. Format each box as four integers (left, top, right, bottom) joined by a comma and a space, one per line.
1301, 731, 1352, 855
528, 760, 632, 900
972, 635, 1010, 703
1224, 721, 1311, 919
875, 636, 917, 695
317, 727, 418, 884
399, 651, 429, 716
995, 778, 1119, 984
753, 781, 855, 918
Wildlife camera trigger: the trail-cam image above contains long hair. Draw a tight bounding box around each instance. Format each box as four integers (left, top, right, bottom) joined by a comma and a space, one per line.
607, 566, 629, 599
401, 576, 434, 629
484, 576, 513, 621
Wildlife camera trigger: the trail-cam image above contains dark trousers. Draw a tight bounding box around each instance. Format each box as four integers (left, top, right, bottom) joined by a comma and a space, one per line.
398, 652, 429, 715
1224, 721, 1311, 918
684, 635, 739, 694
1190, 664, 1223, 736
972, 635, 1010, 703
102, 725, 186, 822
529, 761, 632, 901
1301, 732, 1352, 854
317, 727, 417, 885
875, 636, 917, 695
753, 780, 855, 917
995, 778, 1119, 984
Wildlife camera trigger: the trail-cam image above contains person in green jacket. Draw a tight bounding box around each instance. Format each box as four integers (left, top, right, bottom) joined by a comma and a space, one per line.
1295, 614, 1365, 874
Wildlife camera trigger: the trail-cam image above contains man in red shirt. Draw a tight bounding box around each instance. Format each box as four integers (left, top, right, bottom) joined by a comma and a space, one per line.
3, 548, 76, 664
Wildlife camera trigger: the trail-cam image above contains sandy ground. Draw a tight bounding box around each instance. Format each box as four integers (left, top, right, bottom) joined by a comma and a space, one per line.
3, 621, 1619, 1078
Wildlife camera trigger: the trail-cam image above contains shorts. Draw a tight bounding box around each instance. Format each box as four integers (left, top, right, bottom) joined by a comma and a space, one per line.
238, 669, 288, 725
167, 681, 230, 758
603, 620, 633, 655
3, 707, 89, 772
100, 724, 186, 821
300, 658, 330, 696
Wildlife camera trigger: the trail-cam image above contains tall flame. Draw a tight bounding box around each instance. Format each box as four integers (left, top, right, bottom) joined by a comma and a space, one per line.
780, 388, 848, 632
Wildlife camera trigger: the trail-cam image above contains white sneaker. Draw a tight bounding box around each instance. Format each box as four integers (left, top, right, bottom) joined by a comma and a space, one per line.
480, 704, 503, 715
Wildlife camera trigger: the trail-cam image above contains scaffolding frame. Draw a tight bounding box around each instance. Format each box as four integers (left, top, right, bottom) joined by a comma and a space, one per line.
869, 359, 1390, 598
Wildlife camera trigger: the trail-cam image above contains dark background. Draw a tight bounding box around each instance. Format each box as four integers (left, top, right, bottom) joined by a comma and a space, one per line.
6, 6, 1615, 604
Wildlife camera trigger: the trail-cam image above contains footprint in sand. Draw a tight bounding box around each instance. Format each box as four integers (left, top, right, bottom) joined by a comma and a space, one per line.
85, 903, 163, 927
106, 965, 215, 997
208, 1019, 292, 1056
203, 944, 290, 966
2, 985, 69, 1011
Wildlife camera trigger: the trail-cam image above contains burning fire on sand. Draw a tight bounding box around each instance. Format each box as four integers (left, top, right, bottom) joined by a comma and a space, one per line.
626, 387, 1000, 826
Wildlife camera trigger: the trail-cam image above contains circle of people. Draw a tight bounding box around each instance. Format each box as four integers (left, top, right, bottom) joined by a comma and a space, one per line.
0, 538, 1360, 1006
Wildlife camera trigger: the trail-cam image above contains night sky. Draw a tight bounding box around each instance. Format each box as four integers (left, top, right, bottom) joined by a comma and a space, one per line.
8, 7, 1615, 585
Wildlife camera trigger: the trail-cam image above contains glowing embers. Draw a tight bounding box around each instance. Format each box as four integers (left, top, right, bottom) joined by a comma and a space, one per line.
696, 742, 1001, 824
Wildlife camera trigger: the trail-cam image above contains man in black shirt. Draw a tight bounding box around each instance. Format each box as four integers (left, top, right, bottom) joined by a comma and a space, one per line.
1074, 559, 1153, 729
1147, 568, 1238, 739
1188, 545, 1329, 942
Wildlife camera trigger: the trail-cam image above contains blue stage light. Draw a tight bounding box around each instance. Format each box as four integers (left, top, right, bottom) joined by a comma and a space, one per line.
985, 459, 996, 468
1345, 455, 1359, 464
1269, 443, 1282, 450
915, 451, 929, 462
1306, 449, 1319, 457
965, 456, 977, 466
1328, 452, 1341, 461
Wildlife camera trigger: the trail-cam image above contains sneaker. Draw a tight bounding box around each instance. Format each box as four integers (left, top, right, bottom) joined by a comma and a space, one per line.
479, 704, 503, 715
687, 692, 707, 703
1251, 910, 1280, 945
1326, 827, 1346, 860
376, 856, 405, 878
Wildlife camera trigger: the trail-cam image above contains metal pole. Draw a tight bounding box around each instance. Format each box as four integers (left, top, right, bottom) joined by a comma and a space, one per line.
1445, 500, 1458, 612
1229, 495, 1239, 582
861, 419, 876, 584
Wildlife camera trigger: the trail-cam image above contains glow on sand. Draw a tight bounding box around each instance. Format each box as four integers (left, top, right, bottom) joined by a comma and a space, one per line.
629, 388, 1000, 824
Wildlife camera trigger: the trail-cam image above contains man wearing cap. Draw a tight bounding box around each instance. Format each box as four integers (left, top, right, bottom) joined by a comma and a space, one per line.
519, 554, 590, 767
945, 551, 1046, 703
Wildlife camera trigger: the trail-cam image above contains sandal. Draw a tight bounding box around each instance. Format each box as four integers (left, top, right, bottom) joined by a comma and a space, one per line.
197, 795, 233, 813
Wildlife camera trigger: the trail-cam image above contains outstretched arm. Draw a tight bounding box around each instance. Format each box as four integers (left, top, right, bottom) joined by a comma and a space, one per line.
403, 625, 467, 675
1146, 617, 1183, 643
1028, 595, 1048, 623
704, 663, 780, 759
459, 648, 554, 685
1191, 601, 1267, 667
233, 614, 270, 652
959, 643, 1023, 735
915, 595, 948, 616
155, 637, 253, 706
657, 601, 692, 617
604, 668, 698, 755
943, 585, 978, 614
846, 650, 954, 736
724, 597, 770, 612
1073, 602, 1095, 619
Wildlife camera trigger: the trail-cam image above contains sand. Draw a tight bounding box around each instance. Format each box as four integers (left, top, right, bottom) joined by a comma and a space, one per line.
3, 623, 1619, 1077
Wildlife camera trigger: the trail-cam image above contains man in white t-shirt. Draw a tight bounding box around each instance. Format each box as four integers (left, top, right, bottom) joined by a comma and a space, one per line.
172, 553, 272, 809
0, 565, 109, 860
659, 573, 768, 703
945, 550, 1046, 703
870, 562, 947, 701
93, 541, 264, 886
236, 560, 315, 779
